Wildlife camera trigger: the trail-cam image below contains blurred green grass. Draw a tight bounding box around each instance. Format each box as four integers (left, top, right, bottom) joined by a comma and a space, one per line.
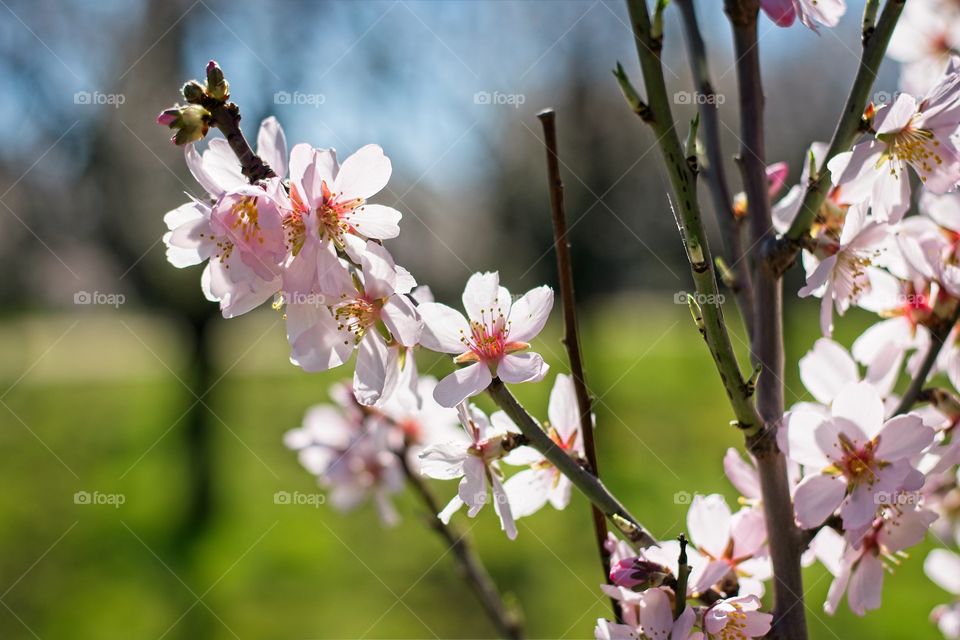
0, 300, 948, 639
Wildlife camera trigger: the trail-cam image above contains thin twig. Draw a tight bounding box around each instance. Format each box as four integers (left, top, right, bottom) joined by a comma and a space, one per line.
487, 379, 657, 549
536, 109, 615, 615
725, 2, 806, 638
619, 0, 764, 437
770, 0, 906, 274
398, 451, 524, 640
894, 307, 960, 415
202, 99, 277, 182
675, 0, 755, 337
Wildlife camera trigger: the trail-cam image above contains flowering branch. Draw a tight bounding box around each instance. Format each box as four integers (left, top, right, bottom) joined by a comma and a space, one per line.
770, 0, 906, 273
675, 0, 755, 337
725, 2, 807, 638
487, 379, 657, 549
619, 0, 764, 437
398, 451, 525, 640
535, 109, 615, 601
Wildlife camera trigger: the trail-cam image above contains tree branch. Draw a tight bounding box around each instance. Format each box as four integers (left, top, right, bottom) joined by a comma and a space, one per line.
620, 0, 764, 437
487, 379, 657, 549
536, 108, 617, 617
894, 307, 960, 415
675, 0, 755, 337
725, 3, 806, 638
203, 99, 277, 182
399, 451, 524, 639
769, 0, 906, 274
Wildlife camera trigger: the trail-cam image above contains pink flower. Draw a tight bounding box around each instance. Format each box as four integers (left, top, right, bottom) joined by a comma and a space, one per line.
282, 143, 402, 298
419, 403, 525, 539
829, 60, 960, 222
283, 383, 405, 525
761, 0, 845, 32
686, 495, 771, 598
702, 595, 772, 639
811, 507, 937, 615
798, 205, 889, 336
502, 373, 585, 518
925, 549, 960, 639
789, 382, 934, 532
286, 242, 421, 409
595, 586, 701, 640
418, 272, 553, 407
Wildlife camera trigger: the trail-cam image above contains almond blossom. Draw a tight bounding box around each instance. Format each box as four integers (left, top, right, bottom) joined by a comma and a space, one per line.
283, 383, 405, 525
503, 373, 584, 518
686, 494, 771, 598
798, 205, 890, 336
419, 403, 528, 539
418, 272, 553, 407
595, 586, 700, 640
811, 507, 938, 615
925, 548, 960, 639
163, 118, 290, 317
701, 595, 772, 640
827, 59, 960, 222
788, 382, 934, 532
282, 143, 402, 299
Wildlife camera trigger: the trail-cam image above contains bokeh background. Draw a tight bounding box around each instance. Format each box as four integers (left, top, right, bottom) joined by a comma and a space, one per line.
0, 0, 945, 638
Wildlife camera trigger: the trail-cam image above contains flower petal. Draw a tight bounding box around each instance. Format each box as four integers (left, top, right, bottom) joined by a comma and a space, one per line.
507, 286, 554, 343
433, 362, 493, 407
496, 352, 549, 384
418, 302, 471, 353
793, 473, 846, 528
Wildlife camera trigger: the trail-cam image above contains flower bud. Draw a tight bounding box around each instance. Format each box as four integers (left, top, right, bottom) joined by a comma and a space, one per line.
182, 80, 206, 104
609, 557, 669, 590
156, 104, 211, 145
205, 60, 230, 101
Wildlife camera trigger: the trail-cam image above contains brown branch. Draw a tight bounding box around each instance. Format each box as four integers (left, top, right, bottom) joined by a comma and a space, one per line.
894, 306, 960, 415
725, 2, 806, 638
675, 0, 755, 337
536, 108, 617, 620
203, 99, 276, 183
398, 451, 524, 639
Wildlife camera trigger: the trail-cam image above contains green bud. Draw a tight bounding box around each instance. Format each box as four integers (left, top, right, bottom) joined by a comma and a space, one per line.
182, 80, 206, 104
205, 60, 230, 101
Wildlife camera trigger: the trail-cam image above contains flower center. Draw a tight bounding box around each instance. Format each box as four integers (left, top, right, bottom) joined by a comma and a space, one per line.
319, 181, 363, 244
879, 121, 943, 180
837, 433, 878, 485
333, 296, 381, 345
717, 603, 750, 640
226, 196, 264, 245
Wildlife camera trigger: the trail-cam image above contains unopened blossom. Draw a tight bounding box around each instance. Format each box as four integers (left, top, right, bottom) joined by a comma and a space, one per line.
811, 507, 937, 615
283, 384, 405, 525
702, 595, 772, 639
282, 143, 402, 299
925, 549, 960, 638
686, 494, 771, 598
732, 161, 789, 218
789, 382, 934, 532
828, 60, 960, 222
419, 271, 553, 407
503, 374, 585, 518
798, 205, 890, 336
760, 0, 845, 32
419, 403, 527, 539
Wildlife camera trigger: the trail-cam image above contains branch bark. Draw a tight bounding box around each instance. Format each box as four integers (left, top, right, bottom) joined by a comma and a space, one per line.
202, 98, 277, 182
488, 379, 657, 549
621, 0, 764, 438
536, 109, 616, 616
399, 451, 524, 639
725, 2, 805, 638
675, 0, 755, 337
